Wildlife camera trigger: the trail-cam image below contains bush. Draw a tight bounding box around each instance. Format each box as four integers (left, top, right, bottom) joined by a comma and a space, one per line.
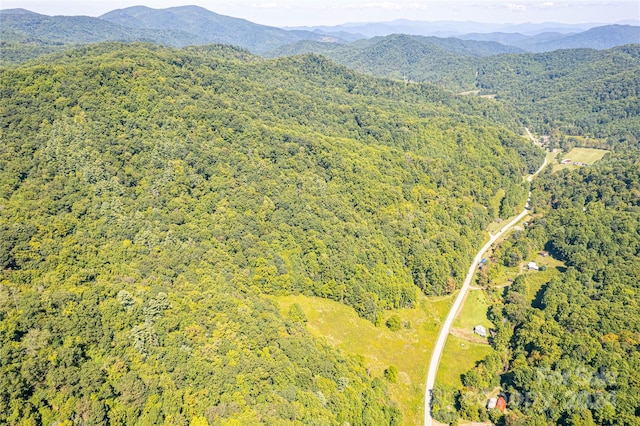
385, 314, 402, 331
384, 365, 398, 383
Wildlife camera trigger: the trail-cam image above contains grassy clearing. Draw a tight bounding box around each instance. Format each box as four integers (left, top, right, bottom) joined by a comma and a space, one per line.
436, 334, 493, 389
437, 291, 494, 390
273, 293, 454, 425
521, 254, 565, 301
453, 290, 492, 331
553, 147, 608, 172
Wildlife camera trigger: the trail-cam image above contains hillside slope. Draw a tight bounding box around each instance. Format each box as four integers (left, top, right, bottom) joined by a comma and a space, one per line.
0, 8, 206, 45
270, 37, 640, 143
476, 44, 640, 141
99, 5, 337, 53
266, 34, 517, 89
0, 42, 542, 424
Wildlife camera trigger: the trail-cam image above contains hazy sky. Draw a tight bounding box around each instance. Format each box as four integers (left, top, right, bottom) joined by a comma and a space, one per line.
3, 0, 639, 27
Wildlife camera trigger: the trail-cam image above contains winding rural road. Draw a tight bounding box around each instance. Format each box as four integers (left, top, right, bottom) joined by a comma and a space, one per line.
423, 152, 547, 426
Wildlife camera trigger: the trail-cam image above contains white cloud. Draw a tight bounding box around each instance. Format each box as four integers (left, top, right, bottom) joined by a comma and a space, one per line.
507, 3, 528, 11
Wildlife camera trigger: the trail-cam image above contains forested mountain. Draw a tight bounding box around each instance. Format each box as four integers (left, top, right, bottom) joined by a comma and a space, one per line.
268, 33, 525, 58
476, 44, 640, 141
0, 42, 541, 424
269, 36, 640, 143
514, 24, 640, 52
0, 5, 335, 64
459, 24, 640, 52
99, 5, 338, 53
0, 8, 206, 65
266, 34, 519, 89
0, 8, 207, 45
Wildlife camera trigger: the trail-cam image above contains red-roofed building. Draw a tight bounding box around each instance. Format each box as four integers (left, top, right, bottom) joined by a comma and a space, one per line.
496, 396, 507, 412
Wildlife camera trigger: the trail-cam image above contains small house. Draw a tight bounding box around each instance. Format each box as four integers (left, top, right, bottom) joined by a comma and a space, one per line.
561, 159, 572, 164
538, 251, 549, 257
474, 325, 487, 337
528, 261, 539, 271
496, 396, 507, 412
487, 398, 497, 410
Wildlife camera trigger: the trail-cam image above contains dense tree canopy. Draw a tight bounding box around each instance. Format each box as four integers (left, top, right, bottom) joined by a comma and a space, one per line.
269, 38, 640, 146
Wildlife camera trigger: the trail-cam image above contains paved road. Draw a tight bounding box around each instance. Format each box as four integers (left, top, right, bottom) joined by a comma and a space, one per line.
423, 154, 547, 426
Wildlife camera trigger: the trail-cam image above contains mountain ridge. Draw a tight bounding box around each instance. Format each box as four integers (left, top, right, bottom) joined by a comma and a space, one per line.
2, 6, 638, 64
99, 5, 340, 53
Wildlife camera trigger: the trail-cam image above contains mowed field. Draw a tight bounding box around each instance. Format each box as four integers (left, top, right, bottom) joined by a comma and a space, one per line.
554, 147, 608, 171
437, 290, 493, 389
273, 293, 454, 425
436, 334, 493, 390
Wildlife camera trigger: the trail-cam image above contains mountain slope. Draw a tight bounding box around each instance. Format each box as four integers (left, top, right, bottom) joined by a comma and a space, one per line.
269, 35, 640, 142
475, 44, 640, 140
267, 34, 521, 89
0, 8, 206, 45
526, 24, 640, 52
99, 5, 337, 53
0, 42, 542, 424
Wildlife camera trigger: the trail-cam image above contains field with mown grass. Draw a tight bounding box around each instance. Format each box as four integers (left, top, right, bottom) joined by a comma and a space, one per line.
520, 254, 565, 302
436, 334, 494, 389
553, 147, 609, 171
453, 290, 493, 332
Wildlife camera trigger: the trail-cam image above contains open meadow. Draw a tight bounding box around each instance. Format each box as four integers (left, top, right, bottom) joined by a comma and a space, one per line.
274, 293, 454, 425
553, 147, 609, 171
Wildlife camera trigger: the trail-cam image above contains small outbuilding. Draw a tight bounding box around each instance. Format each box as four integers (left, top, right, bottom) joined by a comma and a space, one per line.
528, 261, 539, 271
538, 251, 549, 257
496, 396, 507, 412
474, 325, 487, 337
487, 398, 497, 410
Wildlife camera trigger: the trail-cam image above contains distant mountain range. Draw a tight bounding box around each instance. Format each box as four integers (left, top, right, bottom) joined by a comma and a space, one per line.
289, 19, 640, 38
0, 6, 337, 55
99, 5, 340, 52
0, 8, 208, 46
1, 5, 639, 66
459, 24, 640, 52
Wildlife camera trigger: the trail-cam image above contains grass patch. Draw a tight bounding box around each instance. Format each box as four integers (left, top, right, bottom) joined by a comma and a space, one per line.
438, 291, 494, 390
553, 147, 608, 172
453, 290, 492, 331
273, 293, 453, 425
521, 254, 565, 301
436, 334, 493, 389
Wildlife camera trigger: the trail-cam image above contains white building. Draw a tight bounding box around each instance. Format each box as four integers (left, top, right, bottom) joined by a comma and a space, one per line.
487, 398, 498, 410
474, 325, 487, 337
